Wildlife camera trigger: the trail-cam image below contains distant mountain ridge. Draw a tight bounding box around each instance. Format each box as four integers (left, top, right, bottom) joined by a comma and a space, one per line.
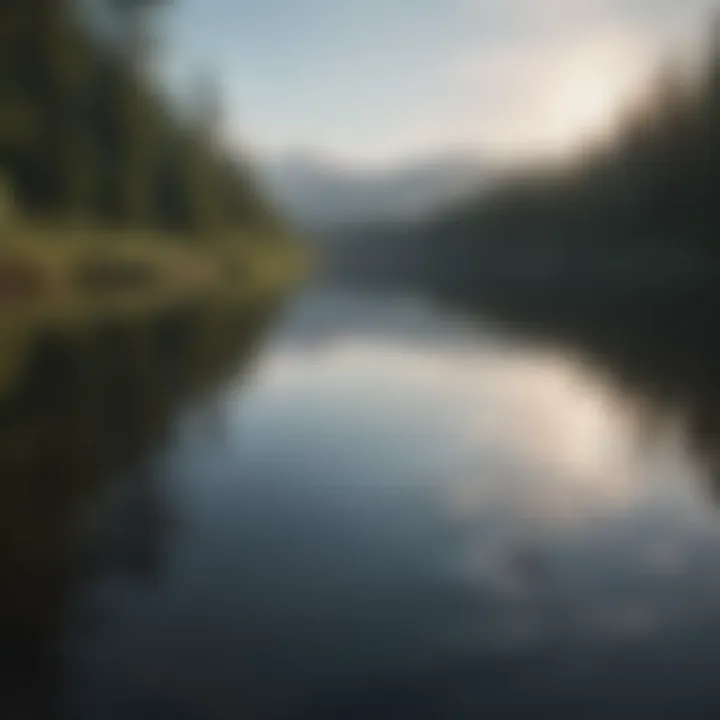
257, 152, 493, 231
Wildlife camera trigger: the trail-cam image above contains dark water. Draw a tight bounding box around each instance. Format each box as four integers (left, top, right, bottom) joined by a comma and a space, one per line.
4, 288, 720, 719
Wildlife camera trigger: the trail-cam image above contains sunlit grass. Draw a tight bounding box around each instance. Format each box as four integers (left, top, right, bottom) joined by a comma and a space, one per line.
0, 218, 306, 397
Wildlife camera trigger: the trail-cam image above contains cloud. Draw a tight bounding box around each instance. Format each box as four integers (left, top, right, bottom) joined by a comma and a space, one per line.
446, 22, 662, 160
419, 0, 715, 162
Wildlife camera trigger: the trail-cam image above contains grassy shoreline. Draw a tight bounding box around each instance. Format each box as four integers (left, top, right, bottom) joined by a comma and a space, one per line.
0, 220, 304, 309
0, 220, 306, 397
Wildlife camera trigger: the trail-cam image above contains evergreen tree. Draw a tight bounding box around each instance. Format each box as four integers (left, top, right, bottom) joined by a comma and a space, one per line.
0, 0, 276, 238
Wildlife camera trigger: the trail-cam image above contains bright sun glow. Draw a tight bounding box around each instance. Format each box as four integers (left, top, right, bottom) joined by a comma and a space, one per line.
447, 26, 661, 163
542, 46, 655, 156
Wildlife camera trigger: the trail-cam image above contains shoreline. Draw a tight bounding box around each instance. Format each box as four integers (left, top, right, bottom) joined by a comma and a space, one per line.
0, 222, 305, 398
0, 221, 304, 314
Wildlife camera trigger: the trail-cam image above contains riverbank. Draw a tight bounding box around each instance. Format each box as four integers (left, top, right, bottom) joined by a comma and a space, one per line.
0, 220, 306, 397
1, 220, 303, 303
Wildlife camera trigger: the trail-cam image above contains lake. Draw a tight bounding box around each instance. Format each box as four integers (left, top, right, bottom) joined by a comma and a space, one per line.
3, 286, 720, 719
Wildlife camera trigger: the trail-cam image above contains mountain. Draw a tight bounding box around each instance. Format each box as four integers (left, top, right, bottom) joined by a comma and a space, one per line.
257, 152, 494, 231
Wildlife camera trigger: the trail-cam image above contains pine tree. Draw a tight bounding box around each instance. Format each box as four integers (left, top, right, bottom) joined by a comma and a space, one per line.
107, 0, 167, 227
183, 72, 223, 238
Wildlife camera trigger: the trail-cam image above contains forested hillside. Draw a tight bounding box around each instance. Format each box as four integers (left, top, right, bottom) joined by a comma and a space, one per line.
0, 0, 275, 238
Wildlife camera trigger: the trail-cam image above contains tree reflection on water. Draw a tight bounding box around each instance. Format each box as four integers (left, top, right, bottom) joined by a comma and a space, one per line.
0, 299, 271, 719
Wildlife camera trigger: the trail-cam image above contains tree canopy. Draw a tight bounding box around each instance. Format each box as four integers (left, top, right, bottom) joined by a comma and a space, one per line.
0, 0, 275, 238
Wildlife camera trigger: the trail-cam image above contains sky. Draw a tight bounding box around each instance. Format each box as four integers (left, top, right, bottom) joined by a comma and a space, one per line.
163, 0, 717, 168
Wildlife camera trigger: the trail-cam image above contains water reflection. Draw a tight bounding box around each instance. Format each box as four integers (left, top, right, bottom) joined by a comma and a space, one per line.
0, 299, 269, 719
439, 278, 720, 489
4, 288, 720, 718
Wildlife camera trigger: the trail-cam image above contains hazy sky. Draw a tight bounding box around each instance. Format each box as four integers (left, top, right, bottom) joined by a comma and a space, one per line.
164, 0, 716, 167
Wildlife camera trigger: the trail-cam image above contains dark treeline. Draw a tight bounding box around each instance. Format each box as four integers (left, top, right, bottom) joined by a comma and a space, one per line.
424, 17, 720, 262
0, 0, 274, 237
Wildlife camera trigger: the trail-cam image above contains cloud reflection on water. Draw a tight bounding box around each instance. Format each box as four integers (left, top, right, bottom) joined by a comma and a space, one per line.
239, 330, 705, 530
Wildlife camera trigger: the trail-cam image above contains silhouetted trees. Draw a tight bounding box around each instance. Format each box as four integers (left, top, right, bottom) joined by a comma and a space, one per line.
0, 0, 274, 237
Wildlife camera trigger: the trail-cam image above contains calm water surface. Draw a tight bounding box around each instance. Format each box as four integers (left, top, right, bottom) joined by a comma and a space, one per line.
4, 288, 720, 718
